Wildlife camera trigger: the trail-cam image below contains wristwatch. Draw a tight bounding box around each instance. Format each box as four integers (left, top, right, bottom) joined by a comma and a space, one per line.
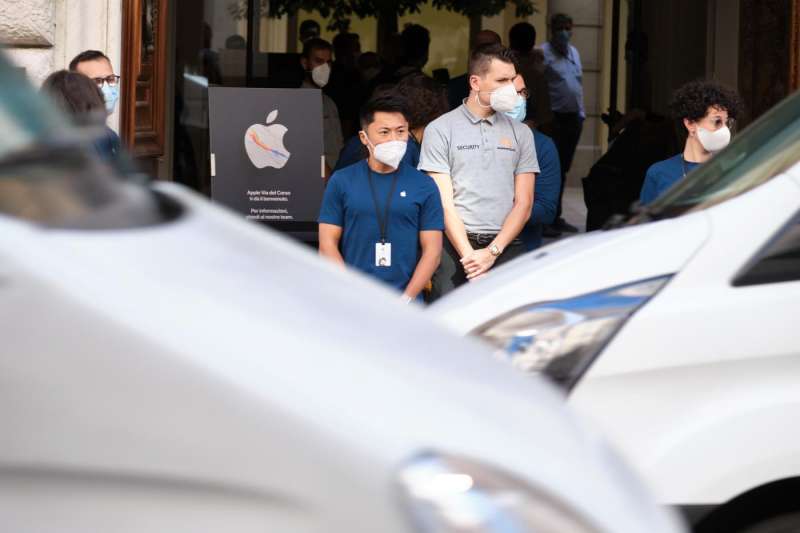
489, 243, 502, 257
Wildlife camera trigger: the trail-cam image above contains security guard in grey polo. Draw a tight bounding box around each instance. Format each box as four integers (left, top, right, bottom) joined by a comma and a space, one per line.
419, 44, 538, 300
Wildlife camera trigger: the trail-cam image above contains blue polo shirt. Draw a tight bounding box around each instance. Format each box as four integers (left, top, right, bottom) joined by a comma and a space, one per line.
640, 154, 700, 205
520, 129, 560, 251
319, 160, 444, 291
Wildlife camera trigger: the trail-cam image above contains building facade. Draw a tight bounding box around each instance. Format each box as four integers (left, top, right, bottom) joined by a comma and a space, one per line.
3, 0, 799, 189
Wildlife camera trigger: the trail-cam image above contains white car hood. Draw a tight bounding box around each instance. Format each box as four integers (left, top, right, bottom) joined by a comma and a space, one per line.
0, 183, 683, 533
430, 212, 710, 334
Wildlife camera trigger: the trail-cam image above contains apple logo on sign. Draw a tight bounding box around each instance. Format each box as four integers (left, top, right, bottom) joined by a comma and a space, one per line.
244, 109, 291, 170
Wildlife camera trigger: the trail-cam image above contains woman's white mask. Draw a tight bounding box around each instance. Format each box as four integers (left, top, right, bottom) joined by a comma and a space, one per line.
697, 126, 731, 153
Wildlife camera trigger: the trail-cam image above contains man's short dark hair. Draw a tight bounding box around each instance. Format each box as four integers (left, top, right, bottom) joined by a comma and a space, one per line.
359, 94, 410, 130
68, 50, 110, 72
302, 37, 333, 59
670, 80, 743, 122
468, 44, 518, 77
299, 19, 321, 41
509, 22, 537, 52
551, 13, 573, 28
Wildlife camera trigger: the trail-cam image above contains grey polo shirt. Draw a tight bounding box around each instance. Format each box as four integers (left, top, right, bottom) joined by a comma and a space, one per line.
418, 104, 539, 233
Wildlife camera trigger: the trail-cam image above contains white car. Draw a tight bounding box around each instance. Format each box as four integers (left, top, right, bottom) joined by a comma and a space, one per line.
0, 56, 685, 532
431, 90, 800, 532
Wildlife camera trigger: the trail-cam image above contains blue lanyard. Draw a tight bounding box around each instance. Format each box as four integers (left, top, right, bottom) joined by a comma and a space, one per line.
366, 169, 399, 244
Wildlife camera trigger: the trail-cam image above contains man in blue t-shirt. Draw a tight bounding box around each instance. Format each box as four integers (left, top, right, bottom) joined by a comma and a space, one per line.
318, 94, 444, 303
520, 129, 560, 250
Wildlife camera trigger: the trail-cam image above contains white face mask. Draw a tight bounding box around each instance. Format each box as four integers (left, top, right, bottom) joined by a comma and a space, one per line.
311, 62, 331, 88
362, 133, 407, 169
696, 126, 731, 153
477, 82, 519, 113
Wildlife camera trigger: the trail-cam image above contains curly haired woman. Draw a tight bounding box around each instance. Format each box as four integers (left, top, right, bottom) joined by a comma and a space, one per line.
639, 80, 743, 205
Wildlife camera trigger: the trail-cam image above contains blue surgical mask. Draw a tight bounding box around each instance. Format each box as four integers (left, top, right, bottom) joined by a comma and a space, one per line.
504, 95, 527, 122
101, 83, 119, 114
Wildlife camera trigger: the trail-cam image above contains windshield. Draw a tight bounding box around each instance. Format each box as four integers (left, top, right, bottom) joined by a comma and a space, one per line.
0, 53, 179, 229
634, 88, 800, 220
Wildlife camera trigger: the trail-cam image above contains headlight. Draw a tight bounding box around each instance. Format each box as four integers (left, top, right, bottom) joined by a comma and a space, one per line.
473, 276, 672, 389
398, 452, 600, 532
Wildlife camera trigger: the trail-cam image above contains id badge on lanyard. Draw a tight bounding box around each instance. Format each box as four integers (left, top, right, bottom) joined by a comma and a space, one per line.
375, 242, 392, 267
368, 169, 399, 269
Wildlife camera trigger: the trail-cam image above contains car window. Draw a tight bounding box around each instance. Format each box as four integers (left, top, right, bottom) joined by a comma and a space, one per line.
733, 213, 800, 287
0, 53, 180, 229
636, 90, 800, 220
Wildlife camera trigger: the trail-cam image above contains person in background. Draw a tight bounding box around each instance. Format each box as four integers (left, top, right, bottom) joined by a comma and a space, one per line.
371, 24, 431, 88
420, 44, 538, 299
640, 80, 742, 205
508, 22, 553, 132
300, 38, 344, 174
41, 70, 121, 162
299, 19, 321, 44
541, 13, 584, 236
447, 30, 502, 110
398, 73, 450, 155
358, 51, 382, 84
506, 74, 559, 251
69, 50, 121, 118
327, 32, 365, 139
318, 94, 444, 303
335, 74, 449, 172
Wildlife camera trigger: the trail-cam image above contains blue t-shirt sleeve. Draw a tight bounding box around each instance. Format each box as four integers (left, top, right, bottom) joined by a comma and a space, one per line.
419, 178, 445, 231
639, 165, 660, 205
318, 174, 345, 226
530, 133, 560, 226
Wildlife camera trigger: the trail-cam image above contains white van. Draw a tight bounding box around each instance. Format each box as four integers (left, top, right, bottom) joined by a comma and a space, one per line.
0, 55, 684, 533
431, 90, 800, 532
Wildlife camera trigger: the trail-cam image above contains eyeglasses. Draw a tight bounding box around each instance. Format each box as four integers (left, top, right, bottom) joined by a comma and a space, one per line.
92, 75, 121, 88
517, 88, 530, 99
701, 114, 735, 129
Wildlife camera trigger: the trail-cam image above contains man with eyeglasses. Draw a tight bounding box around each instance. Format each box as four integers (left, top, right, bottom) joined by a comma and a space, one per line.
639, 80, 742, 205
69, 50, 121, 115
